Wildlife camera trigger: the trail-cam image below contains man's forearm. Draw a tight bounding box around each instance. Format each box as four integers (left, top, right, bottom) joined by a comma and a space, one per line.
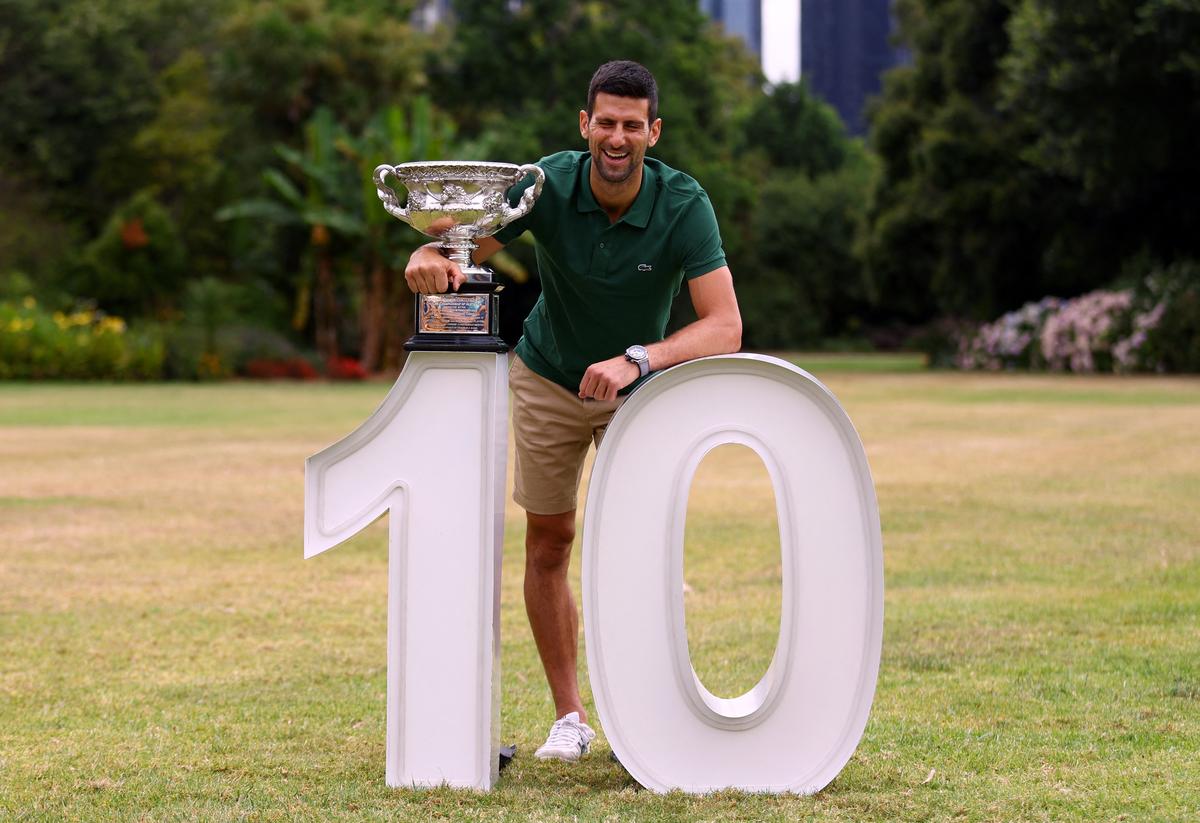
645, 312, 741, 373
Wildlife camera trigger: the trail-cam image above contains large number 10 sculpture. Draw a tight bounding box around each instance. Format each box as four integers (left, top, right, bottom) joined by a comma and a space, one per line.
304, 351, 883, 793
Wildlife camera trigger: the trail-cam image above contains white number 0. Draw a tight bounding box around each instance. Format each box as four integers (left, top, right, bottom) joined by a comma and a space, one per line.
305, 352, 882, 794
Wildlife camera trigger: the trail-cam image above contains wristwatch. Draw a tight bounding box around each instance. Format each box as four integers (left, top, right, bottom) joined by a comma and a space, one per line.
624, 344, 650, 378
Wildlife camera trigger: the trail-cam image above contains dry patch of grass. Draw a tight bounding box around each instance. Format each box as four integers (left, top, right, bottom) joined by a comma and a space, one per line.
2, 370, 1199, 821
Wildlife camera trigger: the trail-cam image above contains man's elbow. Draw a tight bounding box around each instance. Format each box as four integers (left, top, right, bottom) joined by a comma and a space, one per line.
724, 313, 742, 353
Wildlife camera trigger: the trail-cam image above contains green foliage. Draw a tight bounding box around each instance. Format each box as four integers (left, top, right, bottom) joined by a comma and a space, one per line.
0, 0, 223, 228
72, 189, 187, 318
0, 297, 164, 379
737, 82, 849, 177
863, 0, 1057, 322
151, 278, 307, 380
213, 0, 426, 172
2, 0, 872, 363
731, 83, 874, 348
216, 108, 366, 241
7, 0, 1193, 370
0, 0, 434, 359
738, 159, 875, 349
433, 0, 761, 176
1001, 0, 1200, 271
1135, 260, 1200, 374
865, 0, 1200, 325
131, 50, 228, 196
184, 277, 241, 356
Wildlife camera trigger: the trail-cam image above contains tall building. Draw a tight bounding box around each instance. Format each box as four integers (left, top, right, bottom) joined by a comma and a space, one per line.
700, 0, 906, 134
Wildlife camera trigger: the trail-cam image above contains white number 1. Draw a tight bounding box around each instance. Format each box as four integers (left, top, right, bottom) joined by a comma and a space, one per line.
305, 352, 508, 790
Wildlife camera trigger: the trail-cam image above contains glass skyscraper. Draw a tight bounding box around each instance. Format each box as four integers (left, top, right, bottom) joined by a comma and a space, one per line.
701, 0, 906, 134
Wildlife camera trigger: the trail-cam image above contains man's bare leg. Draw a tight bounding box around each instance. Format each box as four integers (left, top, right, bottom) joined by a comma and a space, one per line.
524, 509, 588, 724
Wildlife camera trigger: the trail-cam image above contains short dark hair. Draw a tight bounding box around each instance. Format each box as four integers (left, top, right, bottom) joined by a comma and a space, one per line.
586, 60, 658, 123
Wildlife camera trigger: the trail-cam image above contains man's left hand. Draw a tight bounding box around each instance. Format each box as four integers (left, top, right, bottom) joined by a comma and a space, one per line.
579, 355, 639, 401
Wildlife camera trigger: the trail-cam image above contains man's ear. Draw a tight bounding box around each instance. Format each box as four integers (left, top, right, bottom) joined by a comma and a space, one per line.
648, 117, 662, 148
579, 110, 590, 141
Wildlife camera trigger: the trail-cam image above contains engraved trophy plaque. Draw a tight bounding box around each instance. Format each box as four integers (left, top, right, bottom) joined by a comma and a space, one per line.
373, 161, 545, 352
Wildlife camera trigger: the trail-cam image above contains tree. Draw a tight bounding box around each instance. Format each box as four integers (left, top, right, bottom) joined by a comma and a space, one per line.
73, 189, 188, 318
1001, 0, 1200, 272
0, 0, 224, 232
736, 81, 849, 178
213, 0, 427, 176
733, 84, 875, 348
218, 107, 365, 362
862, 0, 1064, 323
864, 0, 1200, 326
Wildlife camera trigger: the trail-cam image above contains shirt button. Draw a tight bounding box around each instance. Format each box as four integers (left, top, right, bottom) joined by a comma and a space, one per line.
599, 242, 605, 248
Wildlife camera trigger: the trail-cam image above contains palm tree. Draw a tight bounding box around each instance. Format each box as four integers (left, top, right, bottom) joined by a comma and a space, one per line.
217, 107, 363, 363
344, 98, 454, 372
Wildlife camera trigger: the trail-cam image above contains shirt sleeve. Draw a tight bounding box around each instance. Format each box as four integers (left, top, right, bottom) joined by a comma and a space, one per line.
493, 160, 547, 245
678, 191, 728, 280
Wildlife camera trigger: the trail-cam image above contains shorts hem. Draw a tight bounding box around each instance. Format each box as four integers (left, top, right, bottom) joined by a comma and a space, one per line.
513, 490, 578, 516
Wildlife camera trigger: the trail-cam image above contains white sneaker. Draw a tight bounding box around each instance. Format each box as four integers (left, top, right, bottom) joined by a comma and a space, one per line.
534, 711, 596, 761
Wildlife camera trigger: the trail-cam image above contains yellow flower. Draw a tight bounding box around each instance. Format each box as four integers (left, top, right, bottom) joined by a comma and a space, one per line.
98, 316, 126, 334
69, 311, 92, 327
54, 312, 69, 329
22, 296, 36, 310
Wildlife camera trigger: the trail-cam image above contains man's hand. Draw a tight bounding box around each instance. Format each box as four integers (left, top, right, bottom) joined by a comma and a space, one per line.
579, 355, 639, 401
404, 243, 467, 294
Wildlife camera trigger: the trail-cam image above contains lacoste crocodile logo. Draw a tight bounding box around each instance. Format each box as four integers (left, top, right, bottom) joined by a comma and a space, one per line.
638, 263, 653, 272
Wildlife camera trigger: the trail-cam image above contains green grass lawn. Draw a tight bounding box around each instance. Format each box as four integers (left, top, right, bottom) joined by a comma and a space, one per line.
2, 363, 1199, 821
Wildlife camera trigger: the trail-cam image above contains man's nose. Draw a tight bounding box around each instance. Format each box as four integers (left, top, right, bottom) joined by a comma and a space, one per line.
608, 126, 627, 147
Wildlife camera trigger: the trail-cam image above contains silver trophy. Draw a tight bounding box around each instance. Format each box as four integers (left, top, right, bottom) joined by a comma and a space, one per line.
374, 161, 545, 352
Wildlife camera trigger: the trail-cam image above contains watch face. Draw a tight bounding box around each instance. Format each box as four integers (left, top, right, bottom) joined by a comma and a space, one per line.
627, 345, 648, 360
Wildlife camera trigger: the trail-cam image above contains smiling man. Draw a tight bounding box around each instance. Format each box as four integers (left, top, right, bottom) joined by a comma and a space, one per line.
403, 60, 742, 762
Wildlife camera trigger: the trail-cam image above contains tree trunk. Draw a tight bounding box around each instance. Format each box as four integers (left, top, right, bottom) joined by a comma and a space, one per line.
360, 259, 386, 374
314, 251, 339, 363
383, 271, 414, 373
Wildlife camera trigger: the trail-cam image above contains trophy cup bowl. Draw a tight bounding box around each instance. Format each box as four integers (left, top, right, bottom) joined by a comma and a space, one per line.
374, 161, 545, 283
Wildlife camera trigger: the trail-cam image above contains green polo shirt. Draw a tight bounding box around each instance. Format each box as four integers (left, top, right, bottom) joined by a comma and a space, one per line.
494, 150, 727, 394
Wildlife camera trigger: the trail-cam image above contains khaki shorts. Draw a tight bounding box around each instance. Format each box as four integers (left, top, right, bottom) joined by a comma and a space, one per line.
509, 355, 626, 515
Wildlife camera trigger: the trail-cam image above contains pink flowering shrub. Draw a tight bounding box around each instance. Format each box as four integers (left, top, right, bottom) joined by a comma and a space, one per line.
957, 287, 1170, 374
956, 297, 1061, 370
1039, 289, 1133, 372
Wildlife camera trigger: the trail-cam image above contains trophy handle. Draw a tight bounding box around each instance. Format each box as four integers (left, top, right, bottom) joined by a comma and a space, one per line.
373, 164, 411, 224
500, 164, 545, 227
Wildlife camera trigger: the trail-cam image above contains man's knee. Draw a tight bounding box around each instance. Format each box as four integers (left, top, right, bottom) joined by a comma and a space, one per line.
525, 510, 576, 573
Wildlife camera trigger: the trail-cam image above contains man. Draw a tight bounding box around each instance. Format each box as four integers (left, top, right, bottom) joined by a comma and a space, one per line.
403, 60, 741, 761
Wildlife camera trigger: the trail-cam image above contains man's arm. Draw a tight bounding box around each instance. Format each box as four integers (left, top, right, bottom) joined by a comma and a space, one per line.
403, 236, 504, 294
577, 266, 742, 400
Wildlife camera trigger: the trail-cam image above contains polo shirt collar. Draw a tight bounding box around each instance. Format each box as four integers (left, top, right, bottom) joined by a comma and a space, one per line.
576, 155, 658, 228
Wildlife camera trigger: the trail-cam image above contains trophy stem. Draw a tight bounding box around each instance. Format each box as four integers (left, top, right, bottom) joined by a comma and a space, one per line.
442, 239, 491, 283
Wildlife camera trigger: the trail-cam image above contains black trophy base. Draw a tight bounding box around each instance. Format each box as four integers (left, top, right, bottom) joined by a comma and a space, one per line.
404, 332, 508, 353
